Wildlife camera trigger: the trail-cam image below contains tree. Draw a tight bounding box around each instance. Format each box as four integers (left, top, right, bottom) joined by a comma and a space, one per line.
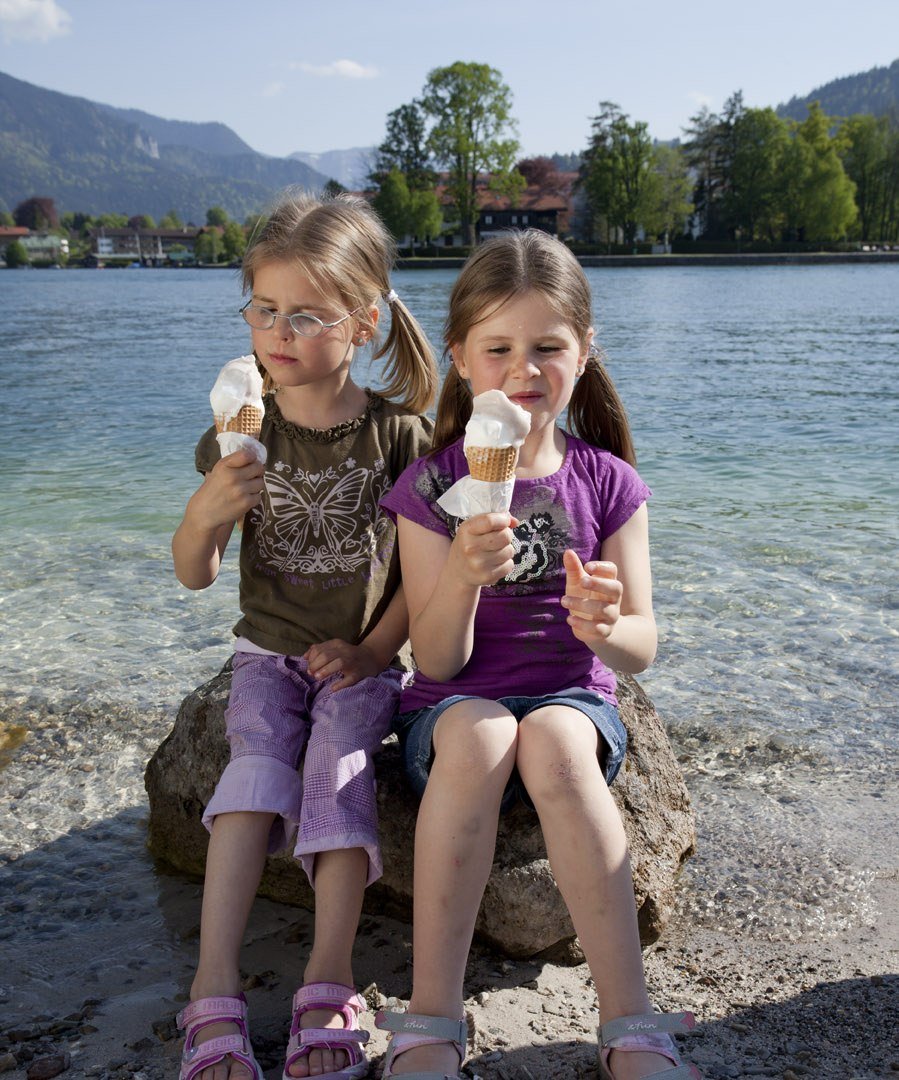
370, 101, 436, 191
683, 106, 727, 238
409, 187, 443, 246
516, 156, 563, 192
726, 105, 790, 240
222, 221, 246, 262
421, 62, 522, 245
640, 143, 694, 245
323, 179, 347, 197
96, 213, 128, 228
206, 206, 229, 227
795, 104, 857, 240
14, 196, 59, 230
0, 211, 14, 227
128, 214, 156, 230
4, 240, 28, 267
841, 113, 899, 241
195, 229, 224, 263
581, 102, 656, 247
372, 168, 412, 241
159, 209, 184, 229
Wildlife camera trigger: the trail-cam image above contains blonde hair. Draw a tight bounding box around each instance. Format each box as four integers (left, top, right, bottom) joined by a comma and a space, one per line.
242, 189, 437, 414
433, 229, 636, 466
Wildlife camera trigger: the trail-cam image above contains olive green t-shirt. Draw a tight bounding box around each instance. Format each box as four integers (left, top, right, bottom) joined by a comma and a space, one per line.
195, 391, 433, 661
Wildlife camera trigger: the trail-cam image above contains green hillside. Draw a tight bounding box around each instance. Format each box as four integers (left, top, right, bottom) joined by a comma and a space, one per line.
0, 70, 328, 221
778, 58, 899, 122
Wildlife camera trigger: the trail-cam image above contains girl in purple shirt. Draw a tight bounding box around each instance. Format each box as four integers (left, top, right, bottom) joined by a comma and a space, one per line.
378, 231, 700, 1080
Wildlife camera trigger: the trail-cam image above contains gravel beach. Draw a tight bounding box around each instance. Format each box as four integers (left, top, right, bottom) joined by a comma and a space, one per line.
2, 703, 897, 1080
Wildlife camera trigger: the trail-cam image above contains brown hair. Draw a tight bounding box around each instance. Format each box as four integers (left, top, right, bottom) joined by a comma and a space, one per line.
433, 230, 636, 466
241, 189, 437, 413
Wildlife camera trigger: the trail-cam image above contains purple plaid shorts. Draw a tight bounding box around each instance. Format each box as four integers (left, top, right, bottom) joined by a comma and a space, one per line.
202, 651, 402, 885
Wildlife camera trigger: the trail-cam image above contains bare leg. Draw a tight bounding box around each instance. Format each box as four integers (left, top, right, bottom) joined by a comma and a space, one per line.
189, 810, 275, 1080
390, 700, 518, 1077
288, 846, 368, 1078
516, 707, 674, 1080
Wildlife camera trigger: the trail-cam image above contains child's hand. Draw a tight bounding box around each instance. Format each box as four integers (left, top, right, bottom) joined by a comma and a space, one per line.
561, 549, 623, 646
450, 512, 519, 587
188, 448, 265, 531
304, 639, 382, 692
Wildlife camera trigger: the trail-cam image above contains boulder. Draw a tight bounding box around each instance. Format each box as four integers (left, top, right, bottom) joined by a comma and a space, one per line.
144, 667, 694, 958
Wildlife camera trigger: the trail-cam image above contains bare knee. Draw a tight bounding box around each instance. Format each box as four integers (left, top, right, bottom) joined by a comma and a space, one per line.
432, 700, 518, 775
516, 708, 603, 805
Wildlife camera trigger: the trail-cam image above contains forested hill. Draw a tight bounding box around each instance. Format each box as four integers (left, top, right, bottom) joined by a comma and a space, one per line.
777, 58, 899, 122
0, 70, 329, 222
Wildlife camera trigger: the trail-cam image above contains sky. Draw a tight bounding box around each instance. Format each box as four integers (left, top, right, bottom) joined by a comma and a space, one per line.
1, 0, 898, 162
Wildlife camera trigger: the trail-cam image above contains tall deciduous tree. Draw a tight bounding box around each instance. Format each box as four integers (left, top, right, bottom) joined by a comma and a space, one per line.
640, 143, 694, 245
421, 62, 522, 245
795, 104, 857, 240
726, 105, 790, 241
371, 101, 435, 191
581, 102, 655, 247
840, 113, 899, 241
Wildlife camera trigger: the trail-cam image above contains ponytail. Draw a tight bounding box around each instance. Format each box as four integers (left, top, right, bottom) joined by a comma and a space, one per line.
432, 362, 473, 452
567, 357, 636, 467
373, 296, 438, 415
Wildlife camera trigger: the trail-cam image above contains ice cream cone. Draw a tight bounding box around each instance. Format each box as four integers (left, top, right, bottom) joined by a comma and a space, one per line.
214, 404, 263, 437
465, 444, 519, 483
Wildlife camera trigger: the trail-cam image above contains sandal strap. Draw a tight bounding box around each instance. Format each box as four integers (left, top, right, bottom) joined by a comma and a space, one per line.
181, 1033, 260, 1080
286, 1026, 370, 1051
600, 1010, 695, 1044
291, 981, 366, 1015
177, 993, 248, 1031
375, 1009, 467, 1047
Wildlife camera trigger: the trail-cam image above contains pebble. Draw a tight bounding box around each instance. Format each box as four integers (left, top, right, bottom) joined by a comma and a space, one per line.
26, 1053, 71, 1080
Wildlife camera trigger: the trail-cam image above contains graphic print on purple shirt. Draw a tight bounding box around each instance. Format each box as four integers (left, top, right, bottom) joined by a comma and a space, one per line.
380, 432, 651, 711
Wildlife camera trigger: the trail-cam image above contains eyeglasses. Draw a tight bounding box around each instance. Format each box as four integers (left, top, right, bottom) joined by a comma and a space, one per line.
239, 301, 360, 338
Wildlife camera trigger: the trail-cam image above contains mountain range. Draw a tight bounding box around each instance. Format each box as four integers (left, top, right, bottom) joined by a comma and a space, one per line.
1, 59, 896, 223
0, 70, 330, 222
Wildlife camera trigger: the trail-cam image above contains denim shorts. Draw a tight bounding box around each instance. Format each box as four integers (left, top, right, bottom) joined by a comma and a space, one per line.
394, 689, 627, 812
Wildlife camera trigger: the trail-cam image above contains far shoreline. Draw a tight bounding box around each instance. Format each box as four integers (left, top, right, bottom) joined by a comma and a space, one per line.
395, 250, 899, 270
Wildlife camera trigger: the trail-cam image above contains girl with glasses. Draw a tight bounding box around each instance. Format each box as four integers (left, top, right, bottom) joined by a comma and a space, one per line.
172, 190, 436, 1080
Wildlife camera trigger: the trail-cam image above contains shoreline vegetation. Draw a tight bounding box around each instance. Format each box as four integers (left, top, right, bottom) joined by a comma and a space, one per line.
6, 250, 899, 271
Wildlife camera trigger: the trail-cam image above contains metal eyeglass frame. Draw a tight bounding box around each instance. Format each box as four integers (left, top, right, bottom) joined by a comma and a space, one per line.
239, 301, 360, 338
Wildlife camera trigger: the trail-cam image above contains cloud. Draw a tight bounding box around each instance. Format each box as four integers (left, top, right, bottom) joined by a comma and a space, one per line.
262, 81, 286, 99
687, 91, 715, 112
292, 59, 378, 79
0, 0, 71, 41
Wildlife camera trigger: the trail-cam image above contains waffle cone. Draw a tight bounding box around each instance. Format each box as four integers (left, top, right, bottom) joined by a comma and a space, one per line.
214, 404, 263, 437
465, 444, 518, 482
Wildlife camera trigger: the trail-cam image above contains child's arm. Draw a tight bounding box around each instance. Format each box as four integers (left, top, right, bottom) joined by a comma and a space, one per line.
303, 584, 412, 692
172, 448, 265, 590
397, 511, 517, 682
561, 503, 657, 674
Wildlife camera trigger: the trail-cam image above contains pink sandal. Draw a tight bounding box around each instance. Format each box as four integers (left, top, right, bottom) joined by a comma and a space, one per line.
375, 1009, 467, 1079
176, 994, 264, 1080
282, 982, 370, 1080
598, 1010, 701, 1079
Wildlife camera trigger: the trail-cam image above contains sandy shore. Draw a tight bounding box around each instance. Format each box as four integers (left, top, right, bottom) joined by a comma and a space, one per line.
1, 710, 897, 1080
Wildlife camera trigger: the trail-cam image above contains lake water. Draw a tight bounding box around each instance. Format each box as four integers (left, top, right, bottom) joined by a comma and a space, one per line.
1, 263, 897, 946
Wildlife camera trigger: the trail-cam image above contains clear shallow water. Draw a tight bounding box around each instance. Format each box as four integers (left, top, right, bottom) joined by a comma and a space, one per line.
1, 263, 897, 944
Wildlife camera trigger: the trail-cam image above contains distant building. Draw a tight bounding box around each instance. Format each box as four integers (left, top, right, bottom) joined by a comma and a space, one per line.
88, 226, 201, 266
22, 232, 69, 262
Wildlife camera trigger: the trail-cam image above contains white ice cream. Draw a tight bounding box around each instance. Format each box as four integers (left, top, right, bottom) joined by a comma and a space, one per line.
210, 354, 263, 424
210, 354, 267, 465
463, 389, 531, 450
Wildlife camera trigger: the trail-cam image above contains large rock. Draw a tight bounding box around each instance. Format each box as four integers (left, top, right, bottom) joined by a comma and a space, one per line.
145, 667, 694, 958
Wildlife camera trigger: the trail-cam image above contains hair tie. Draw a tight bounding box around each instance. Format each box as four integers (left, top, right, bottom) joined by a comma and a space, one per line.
588, 342, 600, 361
384, 288, 399, 305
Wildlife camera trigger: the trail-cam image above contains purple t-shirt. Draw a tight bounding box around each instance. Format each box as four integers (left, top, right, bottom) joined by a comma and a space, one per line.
381, 431, 651, 711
